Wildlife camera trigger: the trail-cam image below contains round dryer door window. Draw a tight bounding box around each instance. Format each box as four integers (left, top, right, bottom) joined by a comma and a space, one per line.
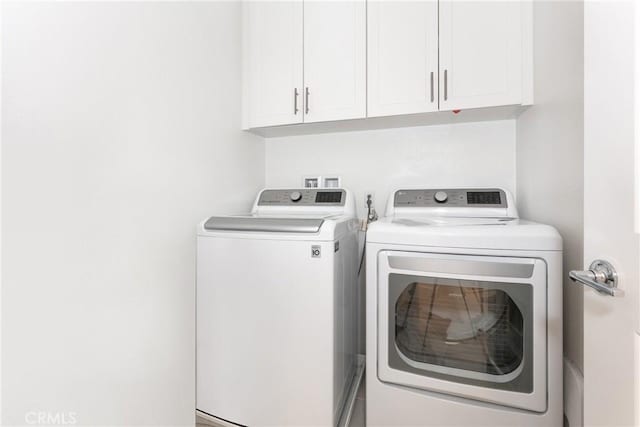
388, 274, 533, 393
396, 282, 524, 377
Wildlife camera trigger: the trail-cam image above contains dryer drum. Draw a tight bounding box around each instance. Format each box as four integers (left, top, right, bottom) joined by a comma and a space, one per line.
395, 282, 524, 377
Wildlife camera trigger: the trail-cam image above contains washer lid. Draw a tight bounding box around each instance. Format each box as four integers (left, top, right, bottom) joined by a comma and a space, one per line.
204, 215, 327, 233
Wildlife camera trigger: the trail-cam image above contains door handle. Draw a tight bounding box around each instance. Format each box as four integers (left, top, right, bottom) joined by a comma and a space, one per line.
570, 260, 623, 297
294, 88, 299, 115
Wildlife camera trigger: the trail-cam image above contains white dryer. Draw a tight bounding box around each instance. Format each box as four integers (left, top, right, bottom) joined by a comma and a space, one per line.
197, 188, 360, 427
366, 188, 562, 426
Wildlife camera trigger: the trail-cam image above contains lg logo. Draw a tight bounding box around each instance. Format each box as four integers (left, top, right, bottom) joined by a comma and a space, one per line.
25, 411, 77, 425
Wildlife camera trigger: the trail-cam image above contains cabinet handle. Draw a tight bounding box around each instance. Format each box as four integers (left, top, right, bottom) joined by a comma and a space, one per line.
305, 87, 310, 114
430, 72, 435, 103
444, 69, 448, 101
294, 88, 299, 114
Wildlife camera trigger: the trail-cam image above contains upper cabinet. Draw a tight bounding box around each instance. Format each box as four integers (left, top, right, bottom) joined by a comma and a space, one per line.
439, 0, 525, 110
304, 1, 366, 123
243, 0, 532, 131
244, 2, 303, 128
243, 1, 366, 129
368, 1, 439, 117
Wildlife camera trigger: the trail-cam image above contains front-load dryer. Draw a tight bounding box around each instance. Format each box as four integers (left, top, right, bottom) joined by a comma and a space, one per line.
366, 188, 563, 426
197, 188, 360, 427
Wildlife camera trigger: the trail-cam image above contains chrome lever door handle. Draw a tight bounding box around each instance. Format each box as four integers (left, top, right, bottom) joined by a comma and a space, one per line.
570, 260, 623, 297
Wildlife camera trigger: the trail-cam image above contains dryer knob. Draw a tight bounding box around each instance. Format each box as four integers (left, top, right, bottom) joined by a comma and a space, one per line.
434, 191, 448, 203
290, 191, 302, 202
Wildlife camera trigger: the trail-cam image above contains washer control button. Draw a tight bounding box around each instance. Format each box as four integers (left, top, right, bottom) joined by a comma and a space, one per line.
290, 191, 302, 202
434, 191, 448, 203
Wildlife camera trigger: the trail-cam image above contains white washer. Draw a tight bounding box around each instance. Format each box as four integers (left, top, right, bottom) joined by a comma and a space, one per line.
366, 188, 563, 426
197, 188, 360, 427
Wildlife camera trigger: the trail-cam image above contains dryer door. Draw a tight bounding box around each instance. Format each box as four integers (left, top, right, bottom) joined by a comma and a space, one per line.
377, 251, 547, 412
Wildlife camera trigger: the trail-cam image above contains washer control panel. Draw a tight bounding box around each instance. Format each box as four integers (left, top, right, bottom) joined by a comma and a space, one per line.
394, 189, 507, 208
258, 189, 345, 206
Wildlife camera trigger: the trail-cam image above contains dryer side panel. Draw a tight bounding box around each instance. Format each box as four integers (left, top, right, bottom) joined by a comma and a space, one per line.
332, 231, 359, 424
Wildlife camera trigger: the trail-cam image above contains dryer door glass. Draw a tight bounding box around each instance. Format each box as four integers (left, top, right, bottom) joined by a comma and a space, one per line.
388, 275, 533, 392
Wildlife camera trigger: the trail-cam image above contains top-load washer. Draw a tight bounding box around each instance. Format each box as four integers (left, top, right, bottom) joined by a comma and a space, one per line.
366, 188, 563, 426
197, 188, 360, 427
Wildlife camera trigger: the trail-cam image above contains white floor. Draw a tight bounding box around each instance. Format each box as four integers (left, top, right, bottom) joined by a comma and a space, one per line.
196, 379, 366, 427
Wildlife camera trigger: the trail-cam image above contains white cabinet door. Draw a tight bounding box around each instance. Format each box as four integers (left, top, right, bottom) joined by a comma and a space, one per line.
439, 0, 523, 111
244, 1, 303, 128
303, 1, 366, 123
368, 1, 439, 117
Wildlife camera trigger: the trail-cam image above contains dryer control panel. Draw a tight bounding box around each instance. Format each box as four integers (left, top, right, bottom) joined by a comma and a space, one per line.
258, 189, 346, 206
394, 189, 507, 208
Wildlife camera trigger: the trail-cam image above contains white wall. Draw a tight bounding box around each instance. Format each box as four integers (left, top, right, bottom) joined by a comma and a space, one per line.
265, 120, 517, 217
516, 0, 584, 377
1, 3, 263, 426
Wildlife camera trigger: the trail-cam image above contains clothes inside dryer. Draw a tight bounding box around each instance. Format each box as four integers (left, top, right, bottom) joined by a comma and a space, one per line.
395, 280, 524, 377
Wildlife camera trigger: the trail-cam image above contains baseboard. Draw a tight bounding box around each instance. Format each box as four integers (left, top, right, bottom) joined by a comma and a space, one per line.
196, 410, 239, 427
564, 357, 583, 427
